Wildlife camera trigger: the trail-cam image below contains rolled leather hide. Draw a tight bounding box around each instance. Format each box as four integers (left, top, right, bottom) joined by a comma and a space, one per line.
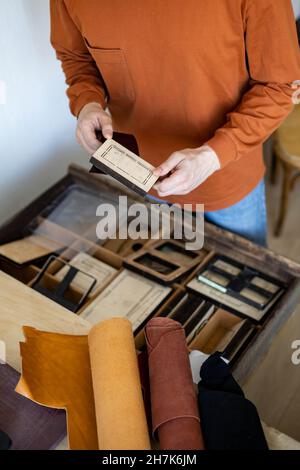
145, 317, 204, 450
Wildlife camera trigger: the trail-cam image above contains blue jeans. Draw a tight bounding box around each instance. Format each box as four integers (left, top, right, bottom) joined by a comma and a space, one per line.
205, 179, 268, 247
146, 179, 268, 247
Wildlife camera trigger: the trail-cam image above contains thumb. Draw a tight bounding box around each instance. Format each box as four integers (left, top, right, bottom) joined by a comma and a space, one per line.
99, 112, 113, 139
153, 152, 185, 176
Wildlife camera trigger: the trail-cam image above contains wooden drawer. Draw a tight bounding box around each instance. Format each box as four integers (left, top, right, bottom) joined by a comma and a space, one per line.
0, 163, 299, 386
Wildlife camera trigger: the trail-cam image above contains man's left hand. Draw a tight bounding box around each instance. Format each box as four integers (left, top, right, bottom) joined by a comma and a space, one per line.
153, 145, 221, 197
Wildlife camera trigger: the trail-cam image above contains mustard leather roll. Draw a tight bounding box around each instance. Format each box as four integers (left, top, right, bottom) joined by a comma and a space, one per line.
88, 318, 150, 450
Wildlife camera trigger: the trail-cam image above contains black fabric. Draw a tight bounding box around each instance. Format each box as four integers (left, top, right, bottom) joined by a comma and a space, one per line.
0, 429, 12, 450
198, 352, 268, 450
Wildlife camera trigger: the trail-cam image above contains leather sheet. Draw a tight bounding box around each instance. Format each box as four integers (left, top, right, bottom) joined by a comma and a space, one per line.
198, 352, 268, 450
0, 364, 66, 450
145, 317, 204, 450
16, 318, 150, 450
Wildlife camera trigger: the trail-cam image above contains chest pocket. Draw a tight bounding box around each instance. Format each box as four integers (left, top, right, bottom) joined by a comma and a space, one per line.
84, 39, 136, 106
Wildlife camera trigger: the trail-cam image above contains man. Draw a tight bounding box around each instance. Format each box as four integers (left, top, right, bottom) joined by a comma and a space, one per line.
50, 0, 300, 246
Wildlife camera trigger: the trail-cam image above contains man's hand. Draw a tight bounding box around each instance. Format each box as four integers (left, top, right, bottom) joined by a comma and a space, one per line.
76, 102, 113, 154
153, 145, 221, 197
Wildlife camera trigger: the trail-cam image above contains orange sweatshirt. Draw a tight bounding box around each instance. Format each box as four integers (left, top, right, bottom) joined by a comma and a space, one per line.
50, 0, 300, 211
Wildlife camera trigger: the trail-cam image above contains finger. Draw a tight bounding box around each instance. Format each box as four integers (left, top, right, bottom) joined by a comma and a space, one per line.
76, 127, 81, 145
78, 130, 95, 154
77, 128, 97, 154
80, 121, 102, 152
155, 168, 188, 194
98, 113, 113, 139
156, 185, 191, 197
153, 152, 185, 176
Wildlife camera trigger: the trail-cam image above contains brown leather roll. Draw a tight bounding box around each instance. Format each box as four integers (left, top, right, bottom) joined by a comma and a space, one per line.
145, 317, 204, 450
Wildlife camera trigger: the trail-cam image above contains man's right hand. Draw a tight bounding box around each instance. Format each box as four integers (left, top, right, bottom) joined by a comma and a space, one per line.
76, 102, 113, 154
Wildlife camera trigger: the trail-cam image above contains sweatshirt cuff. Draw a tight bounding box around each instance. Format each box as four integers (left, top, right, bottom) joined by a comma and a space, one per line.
206, 131, 238, 169
71, 91, 107, 117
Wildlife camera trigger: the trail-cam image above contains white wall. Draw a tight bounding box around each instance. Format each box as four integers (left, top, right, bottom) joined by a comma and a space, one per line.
292, 0, 300, 19
0, 0, 87, 225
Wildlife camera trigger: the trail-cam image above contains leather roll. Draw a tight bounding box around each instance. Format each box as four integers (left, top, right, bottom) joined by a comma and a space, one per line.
145, 317, 204, 450
88, 318, 150, 450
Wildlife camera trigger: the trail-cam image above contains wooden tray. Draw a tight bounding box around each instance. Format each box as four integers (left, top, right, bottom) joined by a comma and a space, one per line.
0, 164, 299, 385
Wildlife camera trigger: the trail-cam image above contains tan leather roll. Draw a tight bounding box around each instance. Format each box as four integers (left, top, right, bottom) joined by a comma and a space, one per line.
88, 318, 150, 450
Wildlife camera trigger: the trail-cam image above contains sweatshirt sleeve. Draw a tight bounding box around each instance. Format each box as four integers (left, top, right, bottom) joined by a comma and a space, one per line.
206, 0, 300, 168
50, 0, 107, 117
